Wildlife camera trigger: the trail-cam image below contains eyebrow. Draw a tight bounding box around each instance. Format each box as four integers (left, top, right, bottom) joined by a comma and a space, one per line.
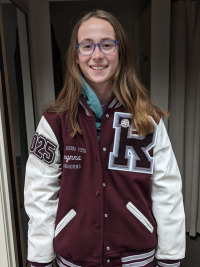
79, 38, 115, 43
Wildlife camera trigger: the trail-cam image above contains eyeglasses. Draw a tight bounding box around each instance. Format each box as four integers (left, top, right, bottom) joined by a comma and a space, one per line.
76, 40, 119, 56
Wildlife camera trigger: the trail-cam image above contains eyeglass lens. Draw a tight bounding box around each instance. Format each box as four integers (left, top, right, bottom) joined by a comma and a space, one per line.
79, 41, 117, 55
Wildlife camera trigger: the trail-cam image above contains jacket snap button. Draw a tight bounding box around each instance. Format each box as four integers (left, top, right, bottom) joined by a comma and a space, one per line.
106, 114, 109, 118
103, 147, 107, 151
106, 246, 110, 250
107, 259, 110, 263
103, 183, 106, 187
104, 214, 108, 218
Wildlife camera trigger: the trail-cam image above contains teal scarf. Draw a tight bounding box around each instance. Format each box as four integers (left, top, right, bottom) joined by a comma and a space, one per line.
81, 77, 103, 140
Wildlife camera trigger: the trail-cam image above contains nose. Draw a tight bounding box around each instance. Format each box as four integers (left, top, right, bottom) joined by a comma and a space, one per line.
92, 44, 103, 58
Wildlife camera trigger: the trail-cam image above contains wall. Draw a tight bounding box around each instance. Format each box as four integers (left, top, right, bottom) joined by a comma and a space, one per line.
2, 4, 21, 156
139, 4, 151, 89
28, 0, 55, 123
150, 0, 171, 123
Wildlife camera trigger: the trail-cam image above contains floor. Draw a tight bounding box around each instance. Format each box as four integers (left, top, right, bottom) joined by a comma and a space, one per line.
180, 233, 200, 267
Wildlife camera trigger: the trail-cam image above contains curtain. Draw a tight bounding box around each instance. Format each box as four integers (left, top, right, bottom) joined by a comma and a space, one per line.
169, 0, 200, 237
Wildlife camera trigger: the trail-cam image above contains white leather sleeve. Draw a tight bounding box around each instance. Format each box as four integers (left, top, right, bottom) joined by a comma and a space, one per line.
151, 120, 185, 260
24, 116, 62, 263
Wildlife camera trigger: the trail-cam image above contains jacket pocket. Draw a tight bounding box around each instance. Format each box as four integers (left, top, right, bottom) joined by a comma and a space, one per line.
55, 209, 76, 237
126, 202, 154, 233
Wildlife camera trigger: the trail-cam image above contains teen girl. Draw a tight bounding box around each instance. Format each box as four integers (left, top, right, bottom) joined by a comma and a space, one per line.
25, 10, 185, 267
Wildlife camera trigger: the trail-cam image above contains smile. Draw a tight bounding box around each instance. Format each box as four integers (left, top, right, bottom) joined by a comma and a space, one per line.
90, 66, 108, 70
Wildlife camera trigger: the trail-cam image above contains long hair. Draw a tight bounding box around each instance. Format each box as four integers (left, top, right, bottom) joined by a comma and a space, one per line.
46, 9, 167, 136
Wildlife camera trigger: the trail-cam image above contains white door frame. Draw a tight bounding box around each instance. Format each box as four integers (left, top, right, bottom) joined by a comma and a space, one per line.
0, 82, 18, 267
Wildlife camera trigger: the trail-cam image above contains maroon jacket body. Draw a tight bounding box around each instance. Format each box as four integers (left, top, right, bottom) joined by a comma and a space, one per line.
25, 97, 185, 267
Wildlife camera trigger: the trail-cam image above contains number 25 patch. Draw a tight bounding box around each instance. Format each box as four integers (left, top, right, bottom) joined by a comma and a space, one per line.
30, 133, 57, 164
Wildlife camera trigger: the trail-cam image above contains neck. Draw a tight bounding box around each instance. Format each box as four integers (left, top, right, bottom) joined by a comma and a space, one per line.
86, 81, 113, 106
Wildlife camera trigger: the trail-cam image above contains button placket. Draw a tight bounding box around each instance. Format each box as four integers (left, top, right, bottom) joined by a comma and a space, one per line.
100, 116, 112, 265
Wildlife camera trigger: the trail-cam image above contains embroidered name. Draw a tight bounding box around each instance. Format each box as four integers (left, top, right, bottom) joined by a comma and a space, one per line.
65, 146, 86, 153
64, 155, 82, 162
66, 146, 76, 151
63, 164, 81, 169
108, 112, 157, 174
78, 147, 86, 153
30, 133, 57, 164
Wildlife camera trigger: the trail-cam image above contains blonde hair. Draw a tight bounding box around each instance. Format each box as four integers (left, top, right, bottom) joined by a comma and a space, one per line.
46, 9, 167, 136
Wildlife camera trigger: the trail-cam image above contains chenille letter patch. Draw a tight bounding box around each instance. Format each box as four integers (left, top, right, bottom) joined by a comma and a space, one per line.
108, 112, 157, 174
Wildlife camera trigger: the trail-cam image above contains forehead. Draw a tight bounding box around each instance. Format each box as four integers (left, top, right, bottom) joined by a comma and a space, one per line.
77, 17, 116, 42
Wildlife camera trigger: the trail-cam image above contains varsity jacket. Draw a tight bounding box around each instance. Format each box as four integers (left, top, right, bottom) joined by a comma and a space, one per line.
24, 96, 185, 267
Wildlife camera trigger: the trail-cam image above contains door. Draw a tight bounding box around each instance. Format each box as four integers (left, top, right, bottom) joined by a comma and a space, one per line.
0, 0, 35, 266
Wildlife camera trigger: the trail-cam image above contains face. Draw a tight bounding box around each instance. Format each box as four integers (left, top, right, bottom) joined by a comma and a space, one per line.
77, 17, 119, 91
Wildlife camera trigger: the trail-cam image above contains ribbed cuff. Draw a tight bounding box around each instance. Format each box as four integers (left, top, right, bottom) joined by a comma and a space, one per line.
157, 260, 180, 267
30, 262, 52, 267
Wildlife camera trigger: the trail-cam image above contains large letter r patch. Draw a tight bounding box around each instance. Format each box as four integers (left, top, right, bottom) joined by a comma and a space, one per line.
108, 112, 157, 174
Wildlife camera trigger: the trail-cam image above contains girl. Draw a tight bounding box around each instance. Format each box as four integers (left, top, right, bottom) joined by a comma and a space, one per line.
24, 10, 185, 267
